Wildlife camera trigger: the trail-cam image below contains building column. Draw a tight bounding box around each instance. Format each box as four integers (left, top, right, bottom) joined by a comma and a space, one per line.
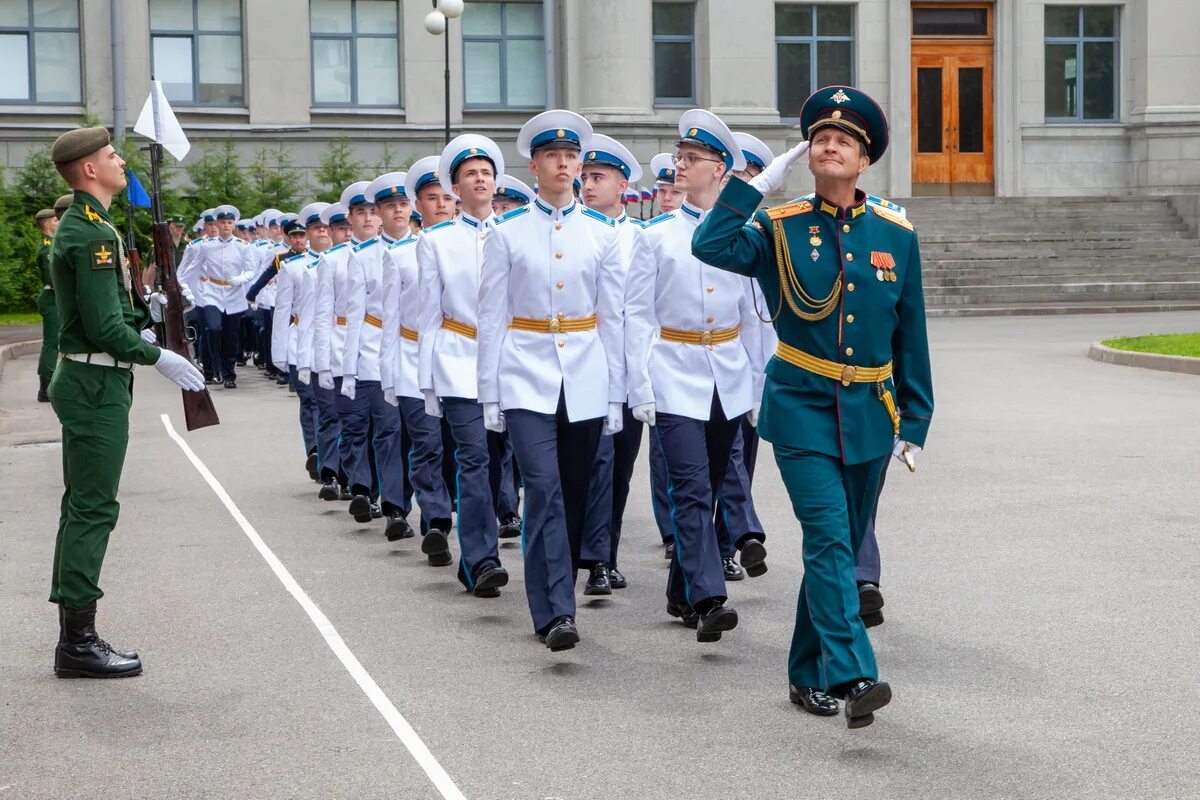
564, 0, 652, 120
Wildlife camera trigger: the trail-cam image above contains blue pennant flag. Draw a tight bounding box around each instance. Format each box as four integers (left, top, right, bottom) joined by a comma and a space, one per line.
127, 169, 152, 208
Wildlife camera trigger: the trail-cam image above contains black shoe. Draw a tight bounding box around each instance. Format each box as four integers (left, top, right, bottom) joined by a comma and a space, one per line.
696, 603, 738, 643
858, 582, 884, 619
664, 542, 676, 561
370, 503, 382, 519
473, 564, 509, 597
385, 514, 415, 542
205, 376, 219, 385
540, 616, 579, 652
498, 514, 522, 539
843, 679, 891, 729
348, 494, 373, 524
861, 611, 885, 628
722, 556, 745, 581
276, 376, 289, 386
223, 379, 237, 389
236, 357, 248, 367
666, 600, 699, 629
37, 375, 50, 403
305, 453, 319, 482
54, 604, 142, 679
319, 478, 338, 501
789, 685, 839, 716
422, 528, 453, 567
339, 485, 353, 501
609, 567, 627, 589
584, 563, 612, 596
740, 539, 768, 578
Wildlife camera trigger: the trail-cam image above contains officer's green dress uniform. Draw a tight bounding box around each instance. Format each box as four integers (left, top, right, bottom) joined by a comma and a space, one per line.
693, 86, 934, 696
48, 189, 161, 609
35, 221, 59, 381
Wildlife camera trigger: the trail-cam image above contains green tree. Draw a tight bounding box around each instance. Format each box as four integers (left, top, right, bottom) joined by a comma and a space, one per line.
314, 137, 363, 203
247, 143, 305, 213
185, 140, 250, 220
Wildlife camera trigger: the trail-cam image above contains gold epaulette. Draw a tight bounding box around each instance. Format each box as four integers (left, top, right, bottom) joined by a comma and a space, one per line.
765, 200, 813, 221
870, 204, 914, 231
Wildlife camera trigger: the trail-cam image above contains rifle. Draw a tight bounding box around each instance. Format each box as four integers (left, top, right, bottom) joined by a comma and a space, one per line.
147, 140, 220, 431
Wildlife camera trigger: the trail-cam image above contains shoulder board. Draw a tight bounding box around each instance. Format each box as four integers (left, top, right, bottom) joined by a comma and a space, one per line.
426, 220, 455, 233
282, 251, 307, 264
581, 207, 616, 227
630, 219, 647, 229
643, 212, 673, 228
492, 206, 529, 226
870, 204, 914, 231
325, 242, 348, 254
866, 194, 906, 216
353, 237, 378, 253
388, 236, 417, 249
765, 200, 814, 221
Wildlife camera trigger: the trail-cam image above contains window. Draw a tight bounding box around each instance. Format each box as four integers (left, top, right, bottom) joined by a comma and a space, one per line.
652, 2, 695, 105
912, 6, 988, 37
462, 1, 545, 109
0, 0, 81, 104
149, 0, 244, 106
775, 4, 855, 120
311, 0, 400, 106
1044, 5, 1119, 121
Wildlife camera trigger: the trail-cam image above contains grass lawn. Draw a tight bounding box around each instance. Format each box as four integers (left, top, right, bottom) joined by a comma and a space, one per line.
0, 312, 40, 326
1102, 333, 1200, 358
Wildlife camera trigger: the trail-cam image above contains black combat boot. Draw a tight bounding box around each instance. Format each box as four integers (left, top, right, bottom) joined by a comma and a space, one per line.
54, 603, 142, 679
58, 605, 137, 660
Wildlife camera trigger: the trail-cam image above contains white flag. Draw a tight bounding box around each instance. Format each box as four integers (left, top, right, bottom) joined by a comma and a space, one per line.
134, 80, 191, 161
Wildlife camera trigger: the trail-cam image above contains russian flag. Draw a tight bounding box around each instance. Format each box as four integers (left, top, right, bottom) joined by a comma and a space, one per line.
640, 186, 653, 201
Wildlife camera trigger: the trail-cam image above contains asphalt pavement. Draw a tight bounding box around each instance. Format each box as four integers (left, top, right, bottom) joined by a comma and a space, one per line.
1, 312, 1198, 800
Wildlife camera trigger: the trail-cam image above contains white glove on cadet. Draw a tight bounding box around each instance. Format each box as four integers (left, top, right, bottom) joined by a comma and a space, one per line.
748, 141, 810, 195
631, 402, 656, 427
154, 348, 205, 391
482, 402, 505, 433
892, 438, 922, 472
318, 371, 334, 391
140, 328, 157, 345
748, 401, 761, 428
602, 403, 623, 436
383, 387, 398, 407
229, 271, 253, 288
341, 375, 356, 400
297, 367, 311, 385
422, 390, 443, 419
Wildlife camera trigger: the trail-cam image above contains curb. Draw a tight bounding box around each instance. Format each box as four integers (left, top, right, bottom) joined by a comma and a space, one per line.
1087, 342, 1200, 376
0, 338, 42, 381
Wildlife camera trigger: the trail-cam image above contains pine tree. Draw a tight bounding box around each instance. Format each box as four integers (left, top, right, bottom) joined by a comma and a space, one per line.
185, 140, 250, 220
315, 137, 364, 203
247, 143, 305, 213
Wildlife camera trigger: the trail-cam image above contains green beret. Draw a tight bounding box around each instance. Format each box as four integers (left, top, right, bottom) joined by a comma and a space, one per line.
53, 193, 74, 213
51, 126, 111, 166
35, 208, 57, 221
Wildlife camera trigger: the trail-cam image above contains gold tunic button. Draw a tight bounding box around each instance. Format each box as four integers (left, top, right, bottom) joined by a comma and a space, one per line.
846, 253, 854, 262
706, 286, 714, 293
555, 252, 563, 260
846, 346, 854, 356
846, 314, 855, 323
842, 224, 850, 233
706, 316, 714, 324
556, 311, 565, 319
847, 283, 856, 292
555, 223, 562, 231
557, 340, 565, 348
556, 281, 564, 289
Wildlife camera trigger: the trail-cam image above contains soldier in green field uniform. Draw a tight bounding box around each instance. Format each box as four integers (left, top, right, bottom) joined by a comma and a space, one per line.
692, 87, 934, 728
47, 126, 206, 679
34, 208, 59, 402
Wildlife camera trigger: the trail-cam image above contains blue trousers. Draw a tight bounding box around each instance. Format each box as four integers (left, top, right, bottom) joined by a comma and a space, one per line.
855, 458, 888, 585
506, 393, 603, 634
649, 433, 674, 545
714, 428, 766, 558
581, 405, 644, 568
200, 306, 240, 381
442, 398, 500, 589
398, 396, 453, 525
776, 447, 887, 692
288, 365, 318, 456
337, 380, 405, 511
488, 431, 520, 520
313, 380, 344, 484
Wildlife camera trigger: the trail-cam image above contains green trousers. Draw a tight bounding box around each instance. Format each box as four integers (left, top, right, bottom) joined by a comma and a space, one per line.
47, 358, 133, 609
37, 289, 58, 379
774, 445, 889, 693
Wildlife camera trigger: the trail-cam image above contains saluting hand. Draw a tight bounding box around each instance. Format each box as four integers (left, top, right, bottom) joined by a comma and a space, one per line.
748, 141, 810, 196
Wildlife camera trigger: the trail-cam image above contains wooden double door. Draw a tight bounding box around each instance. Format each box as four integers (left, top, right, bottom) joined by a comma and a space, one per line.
911, 42, 994, 190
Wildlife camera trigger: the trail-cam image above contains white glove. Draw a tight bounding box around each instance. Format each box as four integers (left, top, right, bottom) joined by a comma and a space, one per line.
748, 141, 810, 195
318, 371, 334, 391
297, 367, 311, 385
181, 285, 195, 309
602, 403, 623, 436
892, 438, 922, 472
341, 376, 356, 400
140, 327, 158, 345
273, 361, 287, 375
748, 401, 761, 428
229, 271, 252, 288
423, 390, 443, 419
154, 348, 205, 392
383, 387, 398, 407
249, 301, 258, 311
482, 402, 505, 433
631, 402, 656, 427
148, 291, 168, 323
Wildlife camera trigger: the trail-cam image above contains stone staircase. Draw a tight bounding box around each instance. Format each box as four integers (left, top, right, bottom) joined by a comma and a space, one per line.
899, 196, 1200, 316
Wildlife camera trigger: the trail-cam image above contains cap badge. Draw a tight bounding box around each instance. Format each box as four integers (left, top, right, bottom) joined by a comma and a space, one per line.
689, 128, 698, 137
470, 148, 479, 155
832, 110, 843, 119
589, 152, 596, 160
831, 89, 851, 105
557, 129, 566, 137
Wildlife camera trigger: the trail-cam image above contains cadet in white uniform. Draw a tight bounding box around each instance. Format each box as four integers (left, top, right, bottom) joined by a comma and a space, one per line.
492, 175, 534, 215
178, 209, 215, 381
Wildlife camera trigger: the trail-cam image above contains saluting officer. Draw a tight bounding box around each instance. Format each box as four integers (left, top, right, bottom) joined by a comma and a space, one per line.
34, 208, 59, 402
692, 86, 934, 728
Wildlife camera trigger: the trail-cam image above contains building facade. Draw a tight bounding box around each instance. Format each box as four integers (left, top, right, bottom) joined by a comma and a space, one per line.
1, 0, 1197, 200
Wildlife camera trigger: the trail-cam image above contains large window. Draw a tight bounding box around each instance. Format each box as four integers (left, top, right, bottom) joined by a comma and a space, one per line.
150, 0, 244, 106
1044, 5, 1119, 121
0, 0, 81, 104
462, 1, 545, 109
652, 2, 695, 105
311, 0, 400, 107
775, 4, 855, 121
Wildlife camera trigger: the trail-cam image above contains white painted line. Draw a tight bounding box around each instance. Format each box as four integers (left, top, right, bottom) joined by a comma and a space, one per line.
161, 414, 466, 800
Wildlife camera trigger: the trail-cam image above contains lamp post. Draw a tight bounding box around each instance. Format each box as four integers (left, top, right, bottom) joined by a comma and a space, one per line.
424, 0, 464, 145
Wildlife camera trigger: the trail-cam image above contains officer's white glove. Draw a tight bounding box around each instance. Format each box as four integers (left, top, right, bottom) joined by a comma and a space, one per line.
748, 401, 761, 428
181, 285, 195, 309
297, 367, 311, 385
273, 361, 287, 375
140, 327, 158, 345
423, 390, 443, 419
341, 376, 356, 400
154, 348, 205, 392
631, 402, 656, 427
318, 371, 334, 391
249, 301, 258, 311
892, 438, 922, 472
603, 403, 623, 436
482, 402, 505, 433
748, 141, 810, 195
148, 291, 168, 322
383, 387, 398, 407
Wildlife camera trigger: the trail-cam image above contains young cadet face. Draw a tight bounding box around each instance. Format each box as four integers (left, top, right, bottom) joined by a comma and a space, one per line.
233, 227, 249, 241
203, 220, 218, 237
807, 126, 869, 183
69, 144, 127, 194
416, 185, 455, 226
452, 157, 497, 208
269, 223, 284, 243
492, 196, 522, 215
216, 218, 235, 238
330, 222, 353, 245
529, 146, 581, 197
307, 222, 332, 252
672, 142, 726, 194
656, 183, 685, 212
378, 196, 412, 236
581, 164, 627, 213
349, 203, 380, 239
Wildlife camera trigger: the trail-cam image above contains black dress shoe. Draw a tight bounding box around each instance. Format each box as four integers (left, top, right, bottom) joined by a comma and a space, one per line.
584, 563, 612, 596
609, 567, 627, 589
789, 685, 839, 716
664, 542, 676, 561
385, 514, 415, 541
472, 564, 509, 597
223, 379, 237, 389
498, 514, 522, 539
861, 611, 885, 628
843, 679, 892, 729
338, 485, 353, 501
422, 528, 453, 566
858, 582, 885, 625
348, 494, 373, 523
54, 604, 142, 679
319, 478, 339, 501
666, 600, 699, 629
696, 603, 738, 643
540, 616, 579, 651
276, 375, 289, 386
722, 556, 745, 581
305, 453, 319, 482
369, 502, 383, 519
739, 539, 768, 578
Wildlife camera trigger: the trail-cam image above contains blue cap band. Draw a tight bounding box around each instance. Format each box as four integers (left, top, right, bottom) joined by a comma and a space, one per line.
743, 150, 767, 169
679, 127, 734, 169
328, 211, 348, 224
305, 213, 324, 226
495, 187, 530, 203
530, 128, 581, 151
656, 168, 676, 183
203, 214, 216, 222
450, 148, 495, 178
346, 193, 369, 208
216, 212, 236, 220
373, 185, 407, 202
414, 171, 439, 193
583, 150, 632, 178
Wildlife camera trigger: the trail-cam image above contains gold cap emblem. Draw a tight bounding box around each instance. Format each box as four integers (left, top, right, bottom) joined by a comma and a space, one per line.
832, 110, 843, 119
589, 152, 596, 160
557, 129, 566, 137
689, 128, 698, 136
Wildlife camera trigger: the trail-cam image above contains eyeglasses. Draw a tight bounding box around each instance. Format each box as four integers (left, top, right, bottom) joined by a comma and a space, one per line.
671, 153, 723, 169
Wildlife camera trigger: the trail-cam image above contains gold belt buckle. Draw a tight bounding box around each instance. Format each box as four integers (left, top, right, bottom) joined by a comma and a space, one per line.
548, 318, 561, 333
700, 330, 713, 346
840, 364, 856, 386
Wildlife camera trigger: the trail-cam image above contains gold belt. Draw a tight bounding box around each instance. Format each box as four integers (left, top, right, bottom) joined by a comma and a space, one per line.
509, 314, 597, 334
774, 341, 900, 435
400, 326, 419, 342
364, 313, 383, 329
659, 324, 740, 346
441, 318, 477, 339
200, 276, 231, 287
335, 315, 347, 326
